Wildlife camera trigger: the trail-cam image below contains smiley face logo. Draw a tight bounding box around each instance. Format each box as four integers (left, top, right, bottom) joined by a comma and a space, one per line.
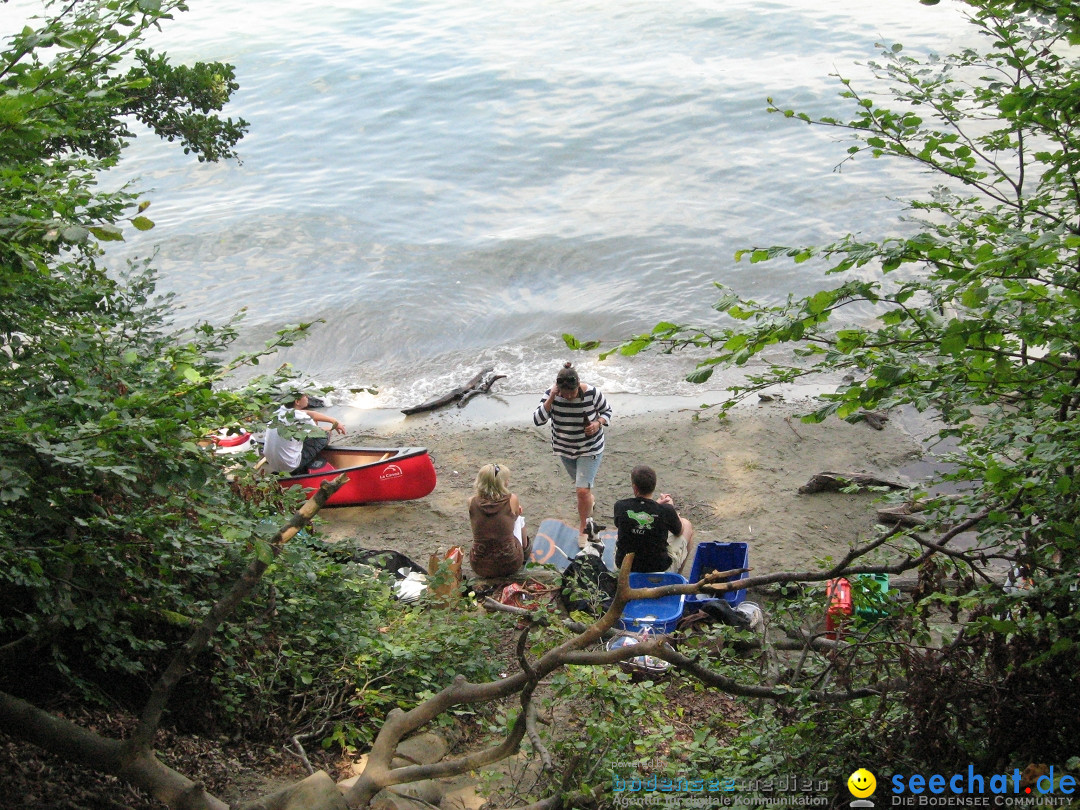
848, 768, 876, 798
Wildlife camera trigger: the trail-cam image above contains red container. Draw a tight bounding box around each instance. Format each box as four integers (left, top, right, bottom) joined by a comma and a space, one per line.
825, 577, 852, 639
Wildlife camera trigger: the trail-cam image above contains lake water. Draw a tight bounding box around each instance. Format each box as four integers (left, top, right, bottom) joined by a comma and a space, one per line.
4, 0, 978, 410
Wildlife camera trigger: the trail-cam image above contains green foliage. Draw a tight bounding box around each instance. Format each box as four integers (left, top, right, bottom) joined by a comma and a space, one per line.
0, 1, 248, 288
719, 698, 916, 801
0, 253, 318, 687
562, 333, 602, 352
199, 541, 510, 750
0, 1, 247, 166
334, 591, 510, 749
543, 667, 668, 792
0, 0, 290, 712
124, 48, 247, 162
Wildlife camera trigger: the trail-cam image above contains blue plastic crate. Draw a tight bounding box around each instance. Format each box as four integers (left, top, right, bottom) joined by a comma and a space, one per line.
686, 542, 749, 607
619, 571, 687, 633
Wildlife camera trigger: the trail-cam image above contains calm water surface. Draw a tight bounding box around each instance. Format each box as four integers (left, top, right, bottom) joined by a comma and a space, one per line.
3, 1, 978, 408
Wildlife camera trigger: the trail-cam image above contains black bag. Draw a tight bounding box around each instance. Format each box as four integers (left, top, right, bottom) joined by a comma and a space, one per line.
348, 548, 426, 580
678, 598, 751, 632
560, 551, 617, 617
701, 598, 751, 629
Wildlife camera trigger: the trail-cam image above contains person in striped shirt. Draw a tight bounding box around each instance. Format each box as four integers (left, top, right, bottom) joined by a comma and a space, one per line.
533, 362, 612, 536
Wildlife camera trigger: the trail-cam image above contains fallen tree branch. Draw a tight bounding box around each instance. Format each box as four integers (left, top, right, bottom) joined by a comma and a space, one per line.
0, 689, 227, 809
458, 372, 507, 407
525, 700, 553, 772
557, 636, 898, 702
287, 735, 315, 776
859, 410, 890, 430
482, 596, 534, 618
401, 367, 504, 414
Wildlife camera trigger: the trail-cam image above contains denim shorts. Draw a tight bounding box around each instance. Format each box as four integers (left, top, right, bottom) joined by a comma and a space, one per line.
560, 452, 603, 489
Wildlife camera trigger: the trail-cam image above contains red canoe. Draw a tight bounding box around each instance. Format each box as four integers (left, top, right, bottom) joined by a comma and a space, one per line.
277, 446, 437, 507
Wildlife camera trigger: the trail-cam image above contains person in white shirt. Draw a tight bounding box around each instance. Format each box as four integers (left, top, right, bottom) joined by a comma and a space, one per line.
263, 392, 345, 474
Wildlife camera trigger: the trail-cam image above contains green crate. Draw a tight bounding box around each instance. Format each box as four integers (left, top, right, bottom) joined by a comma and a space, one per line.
853, 573, 890, 619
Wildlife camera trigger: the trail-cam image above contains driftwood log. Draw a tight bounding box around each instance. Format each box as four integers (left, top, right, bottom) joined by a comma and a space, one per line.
457, 371, 506, 408
858, 410, 890, 430
401, 367, 506, 415
876, 503, 928, 527
798, 471, 909, 495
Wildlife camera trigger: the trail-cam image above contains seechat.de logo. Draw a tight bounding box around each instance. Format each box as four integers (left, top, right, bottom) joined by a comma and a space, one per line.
848, 768, 877, 798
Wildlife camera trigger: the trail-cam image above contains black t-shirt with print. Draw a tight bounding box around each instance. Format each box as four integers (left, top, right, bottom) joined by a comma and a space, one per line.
613, 496, 682, 572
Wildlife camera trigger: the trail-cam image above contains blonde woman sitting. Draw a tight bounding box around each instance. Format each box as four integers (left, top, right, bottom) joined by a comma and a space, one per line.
468, 463, 530, 579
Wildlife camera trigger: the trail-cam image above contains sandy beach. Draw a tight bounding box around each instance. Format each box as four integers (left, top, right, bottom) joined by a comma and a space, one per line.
314, 392, 928, 578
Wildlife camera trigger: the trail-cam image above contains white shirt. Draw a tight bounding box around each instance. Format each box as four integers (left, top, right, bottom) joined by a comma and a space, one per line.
263, 406, 315, 473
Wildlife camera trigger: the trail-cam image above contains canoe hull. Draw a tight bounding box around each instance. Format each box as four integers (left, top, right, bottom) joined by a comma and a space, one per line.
277, 446, 437, 506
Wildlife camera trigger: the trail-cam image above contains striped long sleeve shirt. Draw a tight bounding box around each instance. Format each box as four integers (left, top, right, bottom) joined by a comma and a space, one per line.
533, 385, 612, 459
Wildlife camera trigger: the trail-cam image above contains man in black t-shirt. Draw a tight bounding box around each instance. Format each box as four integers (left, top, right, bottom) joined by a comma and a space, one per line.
613, 465, 694, 573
